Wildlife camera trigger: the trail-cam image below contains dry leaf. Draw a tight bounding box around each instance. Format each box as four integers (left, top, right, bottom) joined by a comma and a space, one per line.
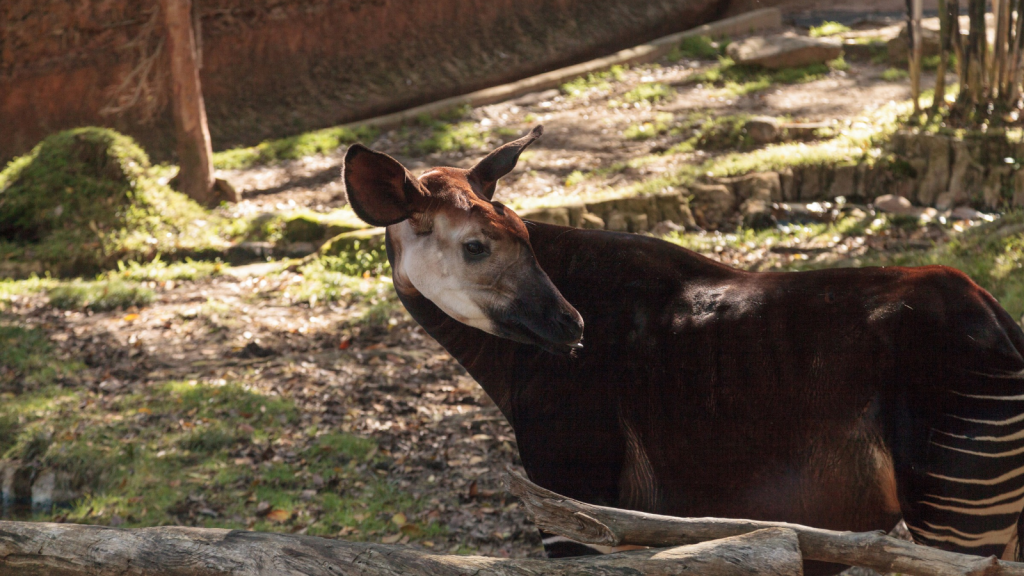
391, 512, 407, 527
381, 533, 402, 544
266, 509, 291, 522
400, 523, 422, 537
137, 407, 152, 415
123, 313, 140, 322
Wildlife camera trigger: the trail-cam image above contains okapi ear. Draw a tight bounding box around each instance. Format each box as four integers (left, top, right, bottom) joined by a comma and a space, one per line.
469, 125, 543, 201
344, 144, 429, 227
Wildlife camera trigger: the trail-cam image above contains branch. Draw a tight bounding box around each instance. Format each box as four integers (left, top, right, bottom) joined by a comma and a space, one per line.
505, 468, 1024, 576
0, 520, 803, 576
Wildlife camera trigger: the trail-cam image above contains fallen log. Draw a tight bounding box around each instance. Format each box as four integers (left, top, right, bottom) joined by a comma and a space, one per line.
505, 468, 1024, 576
0, 520, 801, 576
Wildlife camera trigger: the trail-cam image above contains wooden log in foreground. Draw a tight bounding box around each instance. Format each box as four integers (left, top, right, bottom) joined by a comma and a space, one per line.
0, 520, 801, 576
505, 468, 1024, 576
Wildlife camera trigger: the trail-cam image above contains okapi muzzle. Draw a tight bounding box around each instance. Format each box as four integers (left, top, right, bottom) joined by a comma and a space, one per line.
343, 125, 584, 354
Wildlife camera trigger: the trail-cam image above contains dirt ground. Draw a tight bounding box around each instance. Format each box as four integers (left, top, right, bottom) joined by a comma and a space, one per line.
3, 18, 976, 560
216, 17, 919, 215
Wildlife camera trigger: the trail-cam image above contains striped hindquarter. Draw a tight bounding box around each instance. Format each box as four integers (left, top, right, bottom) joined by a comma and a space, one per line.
902, 366, 1024, 559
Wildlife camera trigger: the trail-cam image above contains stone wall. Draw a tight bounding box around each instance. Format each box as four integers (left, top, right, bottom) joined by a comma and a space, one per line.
520, 132, 1024, 233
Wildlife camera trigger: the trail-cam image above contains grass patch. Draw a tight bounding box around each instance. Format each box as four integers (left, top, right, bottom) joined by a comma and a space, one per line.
624, 112, 676, 140
623, 82, 675, 104
882, 68, 910, 81
0, 127, 229, 274
213, 126, 378, 170
0, 324, 83, 393
0, 379, 439, 540
561, 65, 626, 97
866, 213, 1024, 321
47, 279, 154, 311
115, 257, 225, 282
809, 21, 851, 37
668, 35, 722, 60
692, 57, 837, 96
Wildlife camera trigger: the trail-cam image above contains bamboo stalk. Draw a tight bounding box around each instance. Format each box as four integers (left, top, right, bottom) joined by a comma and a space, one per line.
911, 0, 924, 113
935, 0, 950, 109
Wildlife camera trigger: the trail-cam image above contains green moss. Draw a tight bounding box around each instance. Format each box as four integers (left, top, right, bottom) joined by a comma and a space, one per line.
0, 324, 83, 393
115, 257, 226, 282
809, 21, 851, 38
882, 68, 910, 81
691, 57, 835, 96
624, 112, 676, 140
212, 125, 379, 170
668, 35, 721, 60
561, 65, 627, 97
623, 83, 675, 104
47, 279, 154, 311
0, 128, 225, 274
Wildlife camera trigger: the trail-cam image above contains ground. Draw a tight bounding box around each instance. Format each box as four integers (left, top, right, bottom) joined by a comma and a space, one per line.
2, 17, 1023, 561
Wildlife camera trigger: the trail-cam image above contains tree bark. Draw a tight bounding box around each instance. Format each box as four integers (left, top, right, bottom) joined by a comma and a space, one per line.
0, 521, 802, 576
505, 469, 1024, 576
162, 0, 216, 206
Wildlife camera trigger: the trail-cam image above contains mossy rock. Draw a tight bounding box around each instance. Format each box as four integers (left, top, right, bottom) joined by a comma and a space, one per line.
0, 127, 221, 275
320, 228, 386, 257
282, 215, 327, 243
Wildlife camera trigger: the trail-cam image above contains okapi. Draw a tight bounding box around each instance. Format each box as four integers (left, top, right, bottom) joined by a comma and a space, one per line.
343, 126, 1024, 572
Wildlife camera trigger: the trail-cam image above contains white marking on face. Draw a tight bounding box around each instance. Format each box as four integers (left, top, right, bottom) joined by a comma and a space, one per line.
389, 214, 498, 334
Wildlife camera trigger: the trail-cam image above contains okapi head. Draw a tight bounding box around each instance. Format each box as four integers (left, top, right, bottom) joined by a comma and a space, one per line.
343, 126, 584, 353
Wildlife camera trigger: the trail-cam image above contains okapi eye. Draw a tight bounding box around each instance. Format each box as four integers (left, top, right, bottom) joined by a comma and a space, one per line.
464, 240, 487, 256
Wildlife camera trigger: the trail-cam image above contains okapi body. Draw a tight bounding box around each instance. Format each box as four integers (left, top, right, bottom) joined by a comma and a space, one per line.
343, 127, 1024, 571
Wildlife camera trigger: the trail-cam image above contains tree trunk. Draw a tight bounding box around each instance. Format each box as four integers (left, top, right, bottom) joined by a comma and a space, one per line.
162, 0, 216, 206
505, 469, 1024, 576
0, 521, 802, 576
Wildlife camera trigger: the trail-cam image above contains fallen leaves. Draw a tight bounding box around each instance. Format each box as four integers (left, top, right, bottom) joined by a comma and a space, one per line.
266, 509, 291, 523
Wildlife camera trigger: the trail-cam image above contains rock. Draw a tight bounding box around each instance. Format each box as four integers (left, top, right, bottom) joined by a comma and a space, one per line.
915, 135, 951, 206
950, 206, 983, 220
983, 166, 1012, 209
228, 241, 275, 264
212, 178, 241, 203
520, 207, 571, 227
649, 220, 683, 236
678, 203, 699, 230
512, 88, 561, 107
934, 192, 957, 211
828, 165, 856, 199
744, 117, 779, 145
689, 184, 735, 230
282, 215, 327, 243
725, 172, 781, 202
887, 22, 941, 65
779, 167, 797, 201
740, 199, 776, 229
284, 242, 317, 257
798, 166, 825, 200
565, 204, 586, 227
780, 122, 833, 141
628, 213, 649, 233
606, 210, 629, 232
726, 34, 843, 69
773, 201, 837, 224
579, 213, 605, 229
320, 228, 386, 256
873, 194, 916, 215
